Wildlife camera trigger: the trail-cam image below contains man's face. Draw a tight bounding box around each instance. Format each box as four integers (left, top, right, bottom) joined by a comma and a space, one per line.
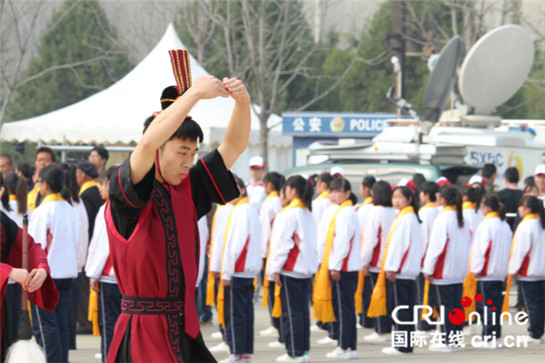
249, 166, 265, 183
88, 150, 106, 170
35, 152, 53, 174
535, 174, 545, 194
0, 156, 13, 174
158, 137, 198, 185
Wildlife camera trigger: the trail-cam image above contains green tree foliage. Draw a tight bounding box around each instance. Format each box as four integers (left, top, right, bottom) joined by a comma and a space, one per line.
7, 0, 132, 121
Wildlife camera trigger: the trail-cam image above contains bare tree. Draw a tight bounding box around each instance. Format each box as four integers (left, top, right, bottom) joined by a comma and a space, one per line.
177, 0, 360, 163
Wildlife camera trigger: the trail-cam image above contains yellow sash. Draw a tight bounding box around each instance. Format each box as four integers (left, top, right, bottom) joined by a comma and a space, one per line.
502, 213, 539, 313
354, 197, 373, 314
367, 206, 415, 318
27, 184, 40, 212
88, 285, 100, 336
463, 201, 476, 211
266, 191, 279, 200
217, 197, 249, 328
79, 180, 101, 196
312, 200, 353, 323
316, 191, 329, 199
463, 211, 500, 321
271, 198, 307, 318
422, 205, 456, 319
9, 194, 16, 201
205, 205, 223, 306
421, 202, 437, 210
41, 193, 64, 204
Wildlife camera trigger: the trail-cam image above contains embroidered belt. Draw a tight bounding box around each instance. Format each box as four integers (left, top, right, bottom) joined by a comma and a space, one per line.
121, 296, 184, 315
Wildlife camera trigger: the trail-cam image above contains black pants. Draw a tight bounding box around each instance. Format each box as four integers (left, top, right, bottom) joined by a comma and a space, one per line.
519, 280, 545, 339
368, 272, 392, 333
359, 274, 374, 328
69, 273, 81, 349
268, 283, 284, 342
196, 256, 212, 323
224, 277, 254, 355
476, 280, 504, 339
331, 271, 358, 350
431, 283, 463, 345
32, 278, 73, 363
280, 275, 311, 357
415, 273, 434, 331
78, 273, 93, 333
387, 279, 416, 353
99, 282, 122, 363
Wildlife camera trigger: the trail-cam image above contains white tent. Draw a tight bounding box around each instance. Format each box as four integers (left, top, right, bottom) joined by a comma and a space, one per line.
0, 24, 292, 179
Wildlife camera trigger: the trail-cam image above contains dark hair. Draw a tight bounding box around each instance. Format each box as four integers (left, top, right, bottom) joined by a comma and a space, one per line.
412, 173, 426, 187
143, 116, 204, 143
40, 165, 69, 200
372, 180, 393, 207
91, 145, 109, 161
60, 163, 79, 204
0, 154, 13, 166
419, 181, 439, 202
16, 162, 32, 179
519, 196, 545, 229
523, 176, 535, 189
264, 172, 285, 192
481, 164, 497, 179
317, 172, 333, 188
5, 172, 27, 215
101, 166, 116, 183
233, 175, 246, 197
330, 177, 351, 193
393, 186, 421, 223
361, 176, 376, 189
483, 194, 506, 221
503, 167, 519, 184
441, 186, 464, 228
0, 173, 11, 212
35, 146, 56, 163
464, 185, 483, 212
286, 175, 314, 211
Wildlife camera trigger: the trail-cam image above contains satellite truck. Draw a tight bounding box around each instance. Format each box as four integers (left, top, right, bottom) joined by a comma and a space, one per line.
284, 24, 544, 192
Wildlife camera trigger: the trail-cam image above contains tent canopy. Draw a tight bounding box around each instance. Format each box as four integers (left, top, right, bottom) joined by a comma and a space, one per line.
0, 24, 283, 147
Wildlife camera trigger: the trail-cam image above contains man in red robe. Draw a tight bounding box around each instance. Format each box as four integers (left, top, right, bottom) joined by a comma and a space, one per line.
105, 52, 251, 362
0, 211, 59, 360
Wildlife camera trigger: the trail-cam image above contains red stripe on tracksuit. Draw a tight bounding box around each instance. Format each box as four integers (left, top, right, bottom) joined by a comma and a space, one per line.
283, 233, 300, 271
235, 237, 251, 272
432, 237, 450, 279
369, 226, 382, 267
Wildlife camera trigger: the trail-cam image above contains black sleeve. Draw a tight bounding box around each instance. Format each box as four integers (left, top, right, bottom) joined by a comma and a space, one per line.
190, 149, 239, 219
109, 157, 156, 240
81, 188, 104, 240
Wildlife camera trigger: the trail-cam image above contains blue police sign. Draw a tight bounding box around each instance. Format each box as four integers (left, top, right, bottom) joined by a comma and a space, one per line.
282, 112, 398, 137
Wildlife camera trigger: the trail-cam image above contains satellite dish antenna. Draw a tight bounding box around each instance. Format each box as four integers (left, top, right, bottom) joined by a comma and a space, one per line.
419, 36, 464, 134
459, 24, 534, 115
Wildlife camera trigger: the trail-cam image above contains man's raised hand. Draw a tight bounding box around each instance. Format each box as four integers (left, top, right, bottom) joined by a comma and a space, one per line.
223, 77, 250, 104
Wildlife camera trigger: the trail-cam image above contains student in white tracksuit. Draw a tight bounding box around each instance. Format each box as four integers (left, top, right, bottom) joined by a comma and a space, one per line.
325, 178, 361, 359
221, 177, 261, 362
29, 165, 79, 363
85, 169, 121, 362
382, 186, 422, 355
355, 176, 375, 329
268, 175, 318, 362
361, 181, 396, 341
312, 172, 333, 225
508, 196, 545, 342
463, 186, 485, 243
416, 181, 440, 332
470, 194, 512, 344
423, 186, 471, 351
259, 172, 285, 343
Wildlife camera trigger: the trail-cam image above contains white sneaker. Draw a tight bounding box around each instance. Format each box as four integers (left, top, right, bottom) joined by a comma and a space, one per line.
268, 341, 285, 348
381, 347, 407, 355
463, 324, 480, 336
209, 341, 230, 353
363, 332, 390, 343
260, 326, 278, 336
219, 354, 248, 363
524, 336, 543, 344
326, 347, 357, 359
94, 353, 102, 360
302, 352, 310, 362
211, 331, 223, 339
317, 336, 337, 345
428, 343, 457, 352
276, 354, 305, 362
310, 325, 321, 332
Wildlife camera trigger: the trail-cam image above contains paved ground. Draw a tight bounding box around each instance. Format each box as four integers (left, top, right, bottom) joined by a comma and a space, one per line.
69, 300, 545, 363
